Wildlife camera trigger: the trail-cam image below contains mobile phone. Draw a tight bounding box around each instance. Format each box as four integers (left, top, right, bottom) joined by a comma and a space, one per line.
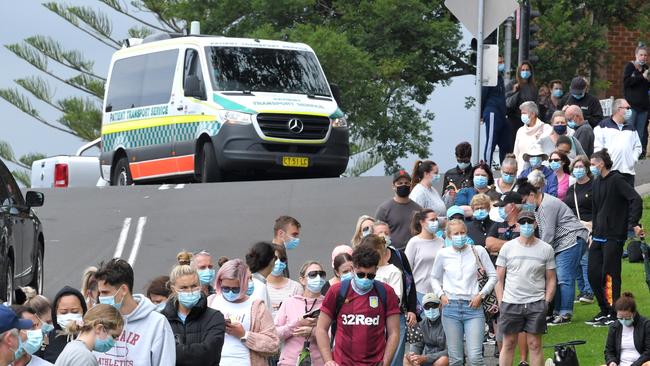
303, 309, 321, 319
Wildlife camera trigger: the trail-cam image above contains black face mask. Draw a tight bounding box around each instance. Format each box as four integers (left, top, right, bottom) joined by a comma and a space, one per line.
396, 185, 410, 198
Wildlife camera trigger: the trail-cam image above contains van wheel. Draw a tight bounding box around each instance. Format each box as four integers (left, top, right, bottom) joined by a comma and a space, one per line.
28, 244, 44, 295
197, 142, 221, 183
0, 259, 14, 304
112, 157, 133, 186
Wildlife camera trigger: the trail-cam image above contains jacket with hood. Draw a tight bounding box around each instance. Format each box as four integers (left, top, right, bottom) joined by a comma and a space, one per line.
95, 294, 176, 366
623, 61, 650, 111
594, 117, 642, 176
162, 295, 225, 366
274, 294, 324, 366
558, 93, 604, 128
513, 120, 553, 176
605, 313, 650, 366
41, 286, 88, 363
592, 170, 642, 241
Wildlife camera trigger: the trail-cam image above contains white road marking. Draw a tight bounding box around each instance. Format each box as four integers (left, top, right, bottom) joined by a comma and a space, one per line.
158, 184, 171, 190
174, 184, 185, 189
127, 216, 147, 266
114, 218, 132, 258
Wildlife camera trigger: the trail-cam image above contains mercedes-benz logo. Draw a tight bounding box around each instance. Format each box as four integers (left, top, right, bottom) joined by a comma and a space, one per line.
288, 118, 304, 134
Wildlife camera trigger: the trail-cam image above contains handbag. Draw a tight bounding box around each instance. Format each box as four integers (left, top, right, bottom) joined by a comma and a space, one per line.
547, 340, 585, 366
470, 246, 498, 319
296, 340, 312, 366
573, 188, 592, 238
405, 325, 424, 344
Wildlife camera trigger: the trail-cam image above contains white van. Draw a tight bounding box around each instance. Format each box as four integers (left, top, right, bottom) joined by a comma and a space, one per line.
100, 32, 349, 185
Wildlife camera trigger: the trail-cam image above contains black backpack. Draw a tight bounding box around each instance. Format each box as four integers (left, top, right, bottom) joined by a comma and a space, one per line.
628, 240, 644, 263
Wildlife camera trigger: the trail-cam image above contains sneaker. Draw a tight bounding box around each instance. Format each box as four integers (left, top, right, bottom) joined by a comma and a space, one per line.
574, 293, 584, 303
548, 314, 572, 326
518, 362, 530, 366
593, 314, 615, 327
545, 314, 557, 324
545, 358, 555, 366
585, 311, 608, 325
579, 294, 594, 304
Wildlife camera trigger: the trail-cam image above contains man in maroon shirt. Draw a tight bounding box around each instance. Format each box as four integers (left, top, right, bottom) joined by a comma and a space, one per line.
315, 245, 401, 366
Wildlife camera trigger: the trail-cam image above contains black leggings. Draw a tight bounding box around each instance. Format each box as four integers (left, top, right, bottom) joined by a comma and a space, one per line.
587, 239, 624, 315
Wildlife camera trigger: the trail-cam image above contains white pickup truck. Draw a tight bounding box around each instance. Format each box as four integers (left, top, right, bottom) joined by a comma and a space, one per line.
30, 139, 108, 188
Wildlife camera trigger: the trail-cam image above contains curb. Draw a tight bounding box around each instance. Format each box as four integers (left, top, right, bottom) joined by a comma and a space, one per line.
636, 183, 650, 196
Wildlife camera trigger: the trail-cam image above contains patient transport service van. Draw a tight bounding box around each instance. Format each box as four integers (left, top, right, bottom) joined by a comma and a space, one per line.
100, 31, 349, 185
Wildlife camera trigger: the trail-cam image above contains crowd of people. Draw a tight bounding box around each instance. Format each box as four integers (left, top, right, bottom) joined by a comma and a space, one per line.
0, 48, 650, 366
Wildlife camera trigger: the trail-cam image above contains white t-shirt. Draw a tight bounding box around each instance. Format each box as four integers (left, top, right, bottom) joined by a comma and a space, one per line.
620, 324, 641, 366
26, 355, 53, 366
405, 236, 444, 294
496, 238, 556, 304
250, 276, 273, 313
375, 264, 403, 303
210, 295, 254, 366
409, 183, 446, 216
267, 278, 303, 318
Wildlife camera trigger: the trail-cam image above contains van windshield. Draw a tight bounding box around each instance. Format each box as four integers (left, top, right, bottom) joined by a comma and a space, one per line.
206, 46, 331, 96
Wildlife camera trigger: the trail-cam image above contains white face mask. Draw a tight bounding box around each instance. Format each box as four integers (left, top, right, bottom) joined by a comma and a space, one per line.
57, 313, 83, 329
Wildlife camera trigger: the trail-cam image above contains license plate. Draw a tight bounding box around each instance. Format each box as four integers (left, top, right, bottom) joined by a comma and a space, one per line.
282, 156, 309, 168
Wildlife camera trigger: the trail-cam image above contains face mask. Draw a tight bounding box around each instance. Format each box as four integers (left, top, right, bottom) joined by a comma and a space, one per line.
624, 108, 633, 122
423, 308, 440, 321
99, 288, 125, 311
572, 167, 586, 180
93, 333, 116, 353
522, 202, 536, 212
619, 318, 634, 327
41, 322, 54, 334
502, 173, 515, 184
498, 206, 508, 220
178, 290, 201, 309
431, 173, 441, 183
572, 93, 585, 100
567, 120, 577, 129
155, 302, 166, 312
24, 329, 44, 355
520, 223, 535, 238
57, 313, 83, 330
197, 269, 216, 286
246, 280, 255, 296
396, 185, 410, 198
426, 220, 439, 234
222, 289, 240, 302
457, 162, 470, 170
362, 226, 372, 237
553, 125, 567, 135
590, 165, 600, 177
473, 209, 488, 221
352, 274, 374, 294
520, 70, 531, 79
307, 275, 326, 293
13, 335, 24, 360
340, 272, 353, 282
498, 63, 505, 73
552, 89, 563, 98
639, 60, 647, 66
382, 235, 392, 247
285, 236, 300, 250
550, 161, 561, 171
529, 156, 542, 168
521, 114, 531, 125
271, 259, 287, 276
473, 175, 488, 189
451, 234, 467, 248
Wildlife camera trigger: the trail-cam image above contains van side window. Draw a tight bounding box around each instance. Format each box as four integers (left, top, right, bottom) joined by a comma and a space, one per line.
183, 49, 206, 100
106, 49, 179, 111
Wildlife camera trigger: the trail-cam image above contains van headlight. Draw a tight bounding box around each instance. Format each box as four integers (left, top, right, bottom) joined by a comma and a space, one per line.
331, 116, 348, 128
219, 110, 253, 125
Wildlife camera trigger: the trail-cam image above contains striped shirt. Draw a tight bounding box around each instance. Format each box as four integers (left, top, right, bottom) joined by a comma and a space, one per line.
536, 193, 589, 253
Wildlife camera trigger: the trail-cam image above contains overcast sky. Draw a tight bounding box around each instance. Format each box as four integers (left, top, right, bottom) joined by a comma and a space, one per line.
0, 1, 478, 178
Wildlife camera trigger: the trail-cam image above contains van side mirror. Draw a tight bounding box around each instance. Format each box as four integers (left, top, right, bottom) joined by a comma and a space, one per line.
329, 83, 342, 108
25, 191, 44, 208
184, 75, 206, 100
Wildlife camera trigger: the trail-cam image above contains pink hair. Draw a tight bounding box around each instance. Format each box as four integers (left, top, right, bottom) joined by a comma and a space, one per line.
215, 259, 249, 301
331, 245, 353, 267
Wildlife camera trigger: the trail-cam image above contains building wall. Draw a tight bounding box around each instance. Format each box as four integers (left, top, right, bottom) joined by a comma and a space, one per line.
603, 25, 643, 98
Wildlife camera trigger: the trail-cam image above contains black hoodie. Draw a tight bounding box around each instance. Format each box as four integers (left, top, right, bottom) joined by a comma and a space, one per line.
592, 170, 642, 241
38, 286, 88, 363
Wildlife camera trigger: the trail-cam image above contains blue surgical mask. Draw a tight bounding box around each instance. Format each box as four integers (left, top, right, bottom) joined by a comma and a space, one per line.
553, 125, 567, 135
451, 234, 467, 248
619, 318, 634, 327
624, 108, 633, 122
529, 156, 542, 168
222, 289, 240, 302
13, 335, 24, 360
41, 322, 54, 334
285, 236, 300, 250
98, 288, 125, 311
502, 173, 515, 184
423, 308, 440, 321
572, 93, 585, 100
352, 274, 374, 294
521, 113, 531, 125
23, 330, 43, 355
94, 333, 116, 353
340, 272, 353, 282
520, 223, 535, 238
426, 220, 439, 234
307, 276, 326, 293
473, 175, 488, 189
498, 63, 505, 73
432, 173, 441, 183
552, 89, 563, 98
572, 167, 586, 180
567, 120, 577, 129
498, 206, 508, 220
590, 165, 600, 177
271, 259, 287, 276
522, 202, 536, 212
155, 302, 166, 312
197, 269, 216, 286
550, 161, 561, 171
520, 70, 531, 79
458, 162, 470, 170
362, 226, 372, 237
473, 209, 488, 221
178, 290, 201, 309
246, 280, 255, 296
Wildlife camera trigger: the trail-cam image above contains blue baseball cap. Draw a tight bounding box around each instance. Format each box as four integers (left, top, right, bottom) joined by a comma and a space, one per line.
446, 206, 465, 219
0, 304, 32, 333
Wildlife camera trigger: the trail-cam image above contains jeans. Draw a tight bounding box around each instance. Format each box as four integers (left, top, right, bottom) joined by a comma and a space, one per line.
588, 238, 625, 315
553, 239, 584, 316
576, 244, 593, 295
442, 300, 485, 366
632, 109, 649, 153
391, 313, 407, 366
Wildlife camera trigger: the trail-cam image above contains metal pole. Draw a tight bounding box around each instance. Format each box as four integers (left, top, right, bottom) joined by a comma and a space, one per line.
518, 0, 530, 64
474, 0, 484, 164
504, 15, 513, 84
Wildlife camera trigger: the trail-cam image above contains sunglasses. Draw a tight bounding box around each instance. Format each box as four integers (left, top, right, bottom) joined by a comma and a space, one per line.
549, 158, 561, 162
221, 286, 241, 294
355, 271, 376, 280
306, 270, 326, 279
423, 303, 440, 310
518, 219, 535, 225
274, 256, 287, 263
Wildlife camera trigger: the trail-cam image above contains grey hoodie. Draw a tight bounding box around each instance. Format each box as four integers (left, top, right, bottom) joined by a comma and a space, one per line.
95, 294, 175, 366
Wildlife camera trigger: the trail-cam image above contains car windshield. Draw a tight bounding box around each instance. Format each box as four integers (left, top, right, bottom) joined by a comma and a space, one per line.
206, 46, 330, 96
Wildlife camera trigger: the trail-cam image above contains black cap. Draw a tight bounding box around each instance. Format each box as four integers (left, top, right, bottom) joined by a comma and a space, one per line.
493, 191, 523, 207
393, 169, 411, 183
570, 77, 587, 95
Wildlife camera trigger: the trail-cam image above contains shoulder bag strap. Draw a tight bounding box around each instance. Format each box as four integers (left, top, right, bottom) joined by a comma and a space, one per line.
573, 186, 581, 221
470, 245, 485, 272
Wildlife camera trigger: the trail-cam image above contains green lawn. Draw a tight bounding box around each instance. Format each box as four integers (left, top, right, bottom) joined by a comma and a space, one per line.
540, 196, 650, 364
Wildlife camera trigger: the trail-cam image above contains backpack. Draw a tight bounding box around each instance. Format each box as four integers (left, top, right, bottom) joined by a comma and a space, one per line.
390, 247, 421, 315
628, 240, 644, 263
329, 278, 387, 348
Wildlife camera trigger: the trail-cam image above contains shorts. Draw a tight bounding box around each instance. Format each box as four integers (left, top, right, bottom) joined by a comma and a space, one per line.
499, 300, 547, 335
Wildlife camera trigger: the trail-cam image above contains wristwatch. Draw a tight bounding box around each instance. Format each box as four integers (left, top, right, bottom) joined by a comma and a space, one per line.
240, 331, 249, 343
480, 292, 486, 300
